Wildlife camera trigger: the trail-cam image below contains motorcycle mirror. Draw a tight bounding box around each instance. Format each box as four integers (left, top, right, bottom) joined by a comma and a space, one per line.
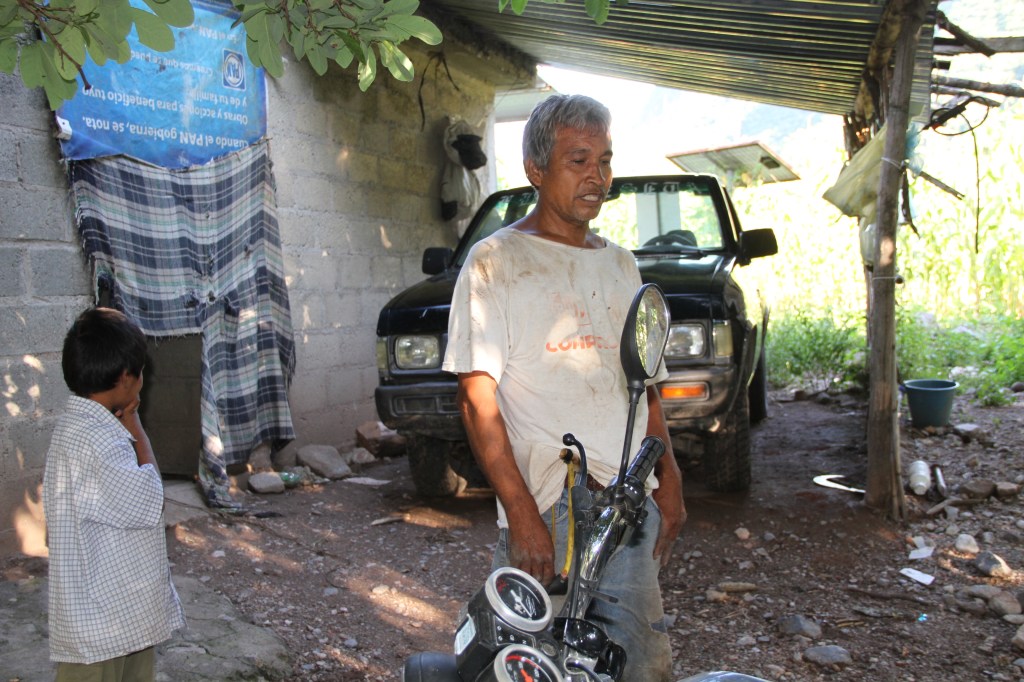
613, 283, 672, 511
619, 283, 671, 398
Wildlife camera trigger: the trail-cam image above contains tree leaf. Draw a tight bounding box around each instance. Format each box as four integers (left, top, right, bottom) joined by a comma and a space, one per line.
18, 40, 44, 88
357, 47, 375, 91
39, 41, 78, 108
245, 34, 260, 65
305, 41, 327, 75
73, 0, 99, 16
0, 37, 17, 73
377, 0, 418, 19
51, 26, 86, 79
111, 0, 137, 40
338, 32, 364, 62
130, 7, 175, 51
584, 0, 609, 24
379, 41, 412, 80
384, 14, 440, 45
510, 0, 528, 15
83, 23, 115, 64
258, 32, 283, 77
244, 10, 270, 43
334, 44, 353, 68
112, 35, 132, 62
286, 25, 304, 59
0, 0, 19, 26
266, 10, 284, 43
141, 0, 194, 28
233, 6, 265, 28
320, 15, 355, 29
95, 0, 135, 42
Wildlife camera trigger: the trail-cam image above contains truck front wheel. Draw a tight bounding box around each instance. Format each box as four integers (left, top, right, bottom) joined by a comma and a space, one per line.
702, 392, 752, 492
406, 435, 467, 497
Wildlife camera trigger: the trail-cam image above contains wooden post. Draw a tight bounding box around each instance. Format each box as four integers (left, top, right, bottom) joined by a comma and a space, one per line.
865, 0, 928, 520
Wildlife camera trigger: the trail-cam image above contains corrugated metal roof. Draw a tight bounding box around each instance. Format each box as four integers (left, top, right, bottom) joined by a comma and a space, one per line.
424, 0, 935, 117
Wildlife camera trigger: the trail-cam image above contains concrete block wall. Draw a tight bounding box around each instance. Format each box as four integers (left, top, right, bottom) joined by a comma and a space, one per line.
268, 47, 503, 456
0, 39, 528, 557
0, 72, 93, 557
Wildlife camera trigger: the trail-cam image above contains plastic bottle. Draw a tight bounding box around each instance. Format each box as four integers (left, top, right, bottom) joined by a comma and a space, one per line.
908, 460, 932, 495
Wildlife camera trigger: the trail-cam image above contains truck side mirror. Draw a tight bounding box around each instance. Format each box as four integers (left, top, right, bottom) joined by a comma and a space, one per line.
422, 247, 454, 275
738, 229, 778, 264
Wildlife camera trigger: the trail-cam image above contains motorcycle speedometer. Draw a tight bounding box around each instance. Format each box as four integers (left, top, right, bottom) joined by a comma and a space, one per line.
484, 567, 553, 633
486, 644, 562, 682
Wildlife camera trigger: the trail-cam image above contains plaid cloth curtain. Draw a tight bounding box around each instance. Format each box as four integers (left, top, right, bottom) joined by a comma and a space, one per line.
69, 141, 295, 507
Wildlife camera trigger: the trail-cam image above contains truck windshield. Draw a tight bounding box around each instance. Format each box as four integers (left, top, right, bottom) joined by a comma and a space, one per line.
455, 178, 726, 267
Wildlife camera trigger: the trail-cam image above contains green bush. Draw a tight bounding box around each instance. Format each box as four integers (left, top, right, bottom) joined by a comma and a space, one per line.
971, 317, 1024, 406
766, 309, 865, 392
767, 306, 1024, 407
894, 306, 980, 382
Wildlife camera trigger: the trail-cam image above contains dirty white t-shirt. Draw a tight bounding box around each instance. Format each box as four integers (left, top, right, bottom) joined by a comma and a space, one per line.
443, 227, 666, 526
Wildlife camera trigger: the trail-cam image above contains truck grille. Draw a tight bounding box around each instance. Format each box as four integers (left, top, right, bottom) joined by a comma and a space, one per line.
394, 394, 460, 415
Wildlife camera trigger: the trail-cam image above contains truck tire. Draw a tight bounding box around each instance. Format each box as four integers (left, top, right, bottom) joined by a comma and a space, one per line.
749, 346, 769, 425
407, 435, 466, 497
702, 392, 752, 492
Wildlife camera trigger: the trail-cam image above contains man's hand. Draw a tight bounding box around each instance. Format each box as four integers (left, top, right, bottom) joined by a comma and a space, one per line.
507, 511, 556, 587
652, 478, 686, 567
458, 372, 556, 584
645, 385, 686, 567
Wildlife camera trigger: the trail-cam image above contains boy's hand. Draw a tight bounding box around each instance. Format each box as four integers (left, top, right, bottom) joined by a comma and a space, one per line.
114, 397, 143, 433
114, 397, 157, 469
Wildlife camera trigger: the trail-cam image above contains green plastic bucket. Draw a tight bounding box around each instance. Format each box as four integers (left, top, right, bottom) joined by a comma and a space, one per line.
902, 379, 958, 428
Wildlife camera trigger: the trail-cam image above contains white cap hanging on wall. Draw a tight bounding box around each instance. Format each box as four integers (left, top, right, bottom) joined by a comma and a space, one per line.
440, 116, 486, 235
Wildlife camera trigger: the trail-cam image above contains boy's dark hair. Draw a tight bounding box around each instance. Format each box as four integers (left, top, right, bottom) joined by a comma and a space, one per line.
62, 307, 148, 397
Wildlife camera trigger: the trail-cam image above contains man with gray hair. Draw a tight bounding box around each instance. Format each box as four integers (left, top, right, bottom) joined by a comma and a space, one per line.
443, 93, 685, 680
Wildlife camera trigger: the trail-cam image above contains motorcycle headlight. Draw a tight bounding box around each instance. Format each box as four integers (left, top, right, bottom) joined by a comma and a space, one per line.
665, 324, 705, 359
394, 335, 441, 369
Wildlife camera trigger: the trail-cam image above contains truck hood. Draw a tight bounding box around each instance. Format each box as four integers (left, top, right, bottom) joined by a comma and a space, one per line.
638, 252, 733, 320
376, 272, 457, 336
637, 252, 732, 296
377, 252, 734, 336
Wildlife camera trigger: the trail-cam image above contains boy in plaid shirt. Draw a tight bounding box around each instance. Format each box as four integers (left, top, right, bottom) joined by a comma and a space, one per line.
44, 307, 184, 681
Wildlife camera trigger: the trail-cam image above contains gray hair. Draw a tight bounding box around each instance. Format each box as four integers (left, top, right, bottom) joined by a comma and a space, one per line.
522, 94, 612, 170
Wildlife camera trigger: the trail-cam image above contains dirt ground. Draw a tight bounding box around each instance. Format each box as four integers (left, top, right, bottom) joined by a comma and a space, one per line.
27, 389, 1024, 681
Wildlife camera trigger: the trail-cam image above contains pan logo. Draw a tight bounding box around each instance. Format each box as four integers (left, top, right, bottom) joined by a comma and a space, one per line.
223, 49, 245, 90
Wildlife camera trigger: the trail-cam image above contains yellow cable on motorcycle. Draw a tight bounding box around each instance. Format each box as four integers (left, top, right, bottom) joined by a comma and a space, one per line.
561, 459, 575, 578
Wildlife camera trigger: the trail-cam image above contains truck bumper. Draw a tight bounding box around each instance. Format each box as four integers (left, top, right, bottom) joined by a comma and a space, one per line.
659, 364, 739, 432
375, 383, 466, 440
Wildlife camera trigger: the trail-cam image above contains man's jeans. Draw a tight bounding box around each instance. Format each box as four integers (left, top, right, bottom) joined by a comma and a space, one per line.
492, 489, 673, 681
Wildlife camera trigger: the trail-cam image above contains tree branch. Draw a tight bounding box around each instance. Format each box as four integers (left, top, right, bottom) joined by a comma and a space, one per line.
17, 0, 89, 87
935, 10, 997, 57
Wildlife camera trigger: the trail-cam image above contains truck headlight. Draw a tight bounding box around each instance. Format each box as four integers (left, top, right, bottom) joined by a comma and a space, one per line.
394, 335, 441, 369
665, 324, 705, 358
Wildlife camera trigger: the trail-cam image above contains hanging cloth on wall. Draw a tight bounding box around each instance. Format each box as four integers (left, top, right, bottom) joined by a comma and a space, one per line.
440, 116, 485, 231
68, 140, 296, 508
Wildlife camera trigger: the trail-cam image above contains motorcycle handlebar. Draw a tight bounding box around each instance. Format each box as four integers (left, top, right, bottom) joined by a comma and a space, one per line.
625, 436, 665, 484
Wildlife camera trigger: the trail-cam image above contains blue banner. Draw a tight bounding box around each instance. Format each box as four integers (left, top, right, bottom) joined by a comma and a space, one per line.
57, 0, 266, 169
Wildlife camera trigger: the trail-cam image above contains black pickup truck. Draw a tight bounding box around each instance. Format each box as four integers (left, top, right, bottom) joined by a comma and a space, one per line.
375, 174, 777, 496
